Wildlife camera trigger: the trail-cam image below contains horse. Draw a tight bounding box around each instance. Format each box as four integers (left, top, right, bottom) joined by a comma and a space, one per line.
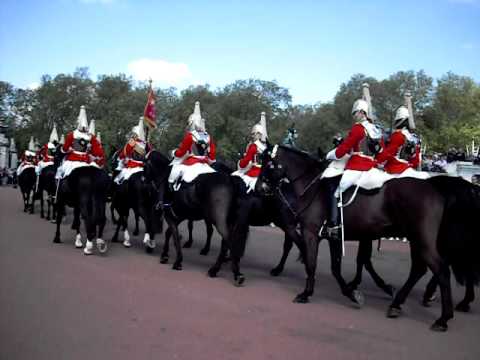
144, 151, 242, 283
110, 170, 159, 253
53, 148, 110, 255
35, 164, 57, 221
18, 167, 36, 213
420, 176, 480, 313
256, 144, 458, 331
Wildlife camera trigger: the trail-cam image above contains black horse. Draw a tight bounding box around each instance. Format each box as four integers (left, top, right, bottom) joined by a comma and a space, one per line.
256, 144, 458, 331
110, 170, 159, 253
18, 167, 36, 213
421, 176, 480, 313
144, 151, 241, 282
53, 149, 110, 255
35, 164, 57, 221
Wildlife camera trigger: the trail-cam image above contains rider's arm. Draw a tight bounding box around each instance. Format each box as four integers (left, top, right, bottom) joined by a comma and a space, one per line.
238, 144, 257, 169
90, 136, 105, 166
328, 123, 364, 160
62, 132, 74, 153
375, 131, 404, 164
409, 145, 421, 169
208, 137, 216, 162
174, 132, 193, 158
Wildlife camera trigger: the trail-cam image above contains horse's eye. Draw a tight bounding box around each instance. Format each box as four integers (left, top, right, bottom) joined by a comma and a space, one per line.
277, 164, 283, 169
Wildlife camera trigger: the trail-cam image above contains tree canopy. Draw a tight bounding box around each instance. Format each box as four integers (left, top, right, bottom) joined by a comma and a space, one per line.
1, 68, 479, 167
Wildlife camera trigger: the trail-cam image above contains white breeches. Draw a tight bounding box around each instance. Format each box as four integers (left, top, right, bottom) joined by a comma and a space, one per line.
55, 160, 99, 180
232, 171, 258, 193
114, 167, 143, 184
35, 161, 53, 175
168, 163, 216, 190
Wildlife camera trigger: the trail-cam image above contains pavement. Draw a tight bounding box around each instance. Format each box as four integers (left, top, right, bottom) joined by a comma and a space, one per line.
1, 186, 479, 360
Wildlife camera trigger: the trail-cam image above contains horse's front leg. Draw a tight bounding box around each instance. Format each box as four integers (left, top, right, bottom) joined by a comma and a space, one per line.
166, 214, 182, 270
28, 190, 34, 214
270, 231, 294, 277
456, 275, 475, 312
39, 190, 45, 218
161, 227, 172, 263
53, 202, 64, 243
294, 228, 319, 303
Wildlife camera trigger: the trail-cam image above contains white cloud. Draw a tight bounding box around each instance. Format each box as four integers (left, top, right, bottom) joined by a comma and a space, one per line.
127, 58, 192, 86
26, 82, 40, 90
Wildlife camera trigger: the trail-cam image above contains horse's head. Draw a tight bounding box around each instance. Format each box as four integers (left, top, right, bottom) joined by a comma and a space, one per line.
144, 150, 171, 210
256, 142, 288, 196
256, 143, 331, 197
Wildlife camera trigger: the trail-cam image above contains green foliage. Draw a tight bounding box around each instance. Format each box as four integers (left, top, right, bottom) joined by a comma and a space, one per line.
1, 68, 479, 163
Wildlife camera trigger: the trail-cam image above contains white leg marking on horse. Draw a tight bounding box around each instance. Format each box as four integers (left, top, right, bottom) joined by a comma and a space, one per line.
75, 233, 83, 248
123, 230, 131, 247
83, 240, 94, 255
143, 233, 156, 248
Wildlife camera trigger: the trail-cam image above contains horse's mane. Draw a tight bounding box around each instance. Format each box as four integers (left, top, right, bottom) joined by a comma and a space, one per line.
147, 150, 170, 167
278, 145, 327, 169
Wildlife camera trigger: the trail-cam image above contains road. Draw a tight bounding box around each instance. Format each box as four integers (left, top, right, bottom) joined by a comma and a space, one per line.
1, 186, 479, 360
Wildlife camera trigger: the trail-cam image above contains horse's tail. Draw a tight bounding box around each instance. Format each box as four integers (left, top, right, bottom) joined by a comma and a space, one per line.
428, 176, 480, 286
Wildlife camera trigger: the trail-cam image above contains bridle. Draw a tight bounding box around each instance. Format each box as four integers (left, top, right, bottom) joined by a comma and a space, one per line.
263, 145, 326, 218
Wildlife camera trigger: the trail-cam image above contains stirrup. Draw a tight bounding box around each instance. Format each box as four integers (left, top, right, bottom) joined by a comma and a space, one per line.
327, 225, 341, 238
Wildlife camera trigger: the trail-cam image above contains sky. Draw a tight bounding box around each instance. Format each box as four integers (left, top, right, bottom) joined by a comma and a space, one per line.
0, 0, 479, 104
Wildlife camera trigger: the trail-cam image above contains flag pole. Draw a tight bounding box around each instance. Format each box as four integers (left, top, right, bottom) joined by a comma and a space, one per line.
145, 78, 152, 143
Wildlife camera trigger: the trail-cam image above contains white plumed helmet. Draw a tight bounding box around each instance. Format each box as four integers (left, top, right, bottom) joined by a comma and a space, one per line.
351, 99, 369, 116
394, 106, 410, 128
187, 101, 206, 132
77, 105, 89, 131
28, 136, 36, 152
88, 119, 96, 135
132, 117, 146, 141
49, 124, 59, 143
251, 112, 268, 142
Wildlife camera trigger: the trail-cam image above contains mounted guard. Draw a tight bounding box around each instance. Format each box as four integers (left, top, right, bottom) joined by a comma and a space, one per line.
168, 101, 216, 190
114, 117, 152, 185
55, 105, 105, 180
376, 92, 428, 179
324, 83, 386, 239
17, 136, 38, 177
232, 112, 268, 193
36, 124, 59, 177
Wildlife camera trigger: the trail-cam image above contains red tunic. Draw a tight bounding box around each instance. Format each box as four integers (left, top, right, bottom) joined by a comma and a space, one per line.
334, 123, 378, 171
174, 132, 216, 165
38, 144, 54, 162
119, 140, 152, 168
62, 131, 105, 167
376, 130, 420, 174
238, 143, 262, 177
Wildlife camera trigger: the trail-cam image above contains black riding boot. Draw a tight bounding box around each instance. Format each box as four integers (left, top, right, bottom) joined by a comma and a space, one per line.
324, 177, 341, 240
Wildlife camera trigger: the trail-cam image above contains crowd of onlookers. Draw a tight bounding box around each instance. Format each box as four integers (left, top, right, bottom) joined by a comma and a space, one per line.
0, 167, 17, 186
421, 147, 480, 173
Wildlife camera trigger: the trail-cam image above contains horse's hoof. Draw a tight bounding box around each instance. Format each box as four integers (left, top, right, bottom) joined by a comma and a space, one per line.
172, 263, 182, 271
199, 248, 209, 256
145, 246, 154, 254
123, 240, 131, 248
234, 274, 245, 287
183, 242, 193, 249
270, 267, 283, 277
50, 219, 56, 224
386, 306, 402, 318
207, 267, 219, 278
40, 215, 44, 219
422, 299, 433, 308
133, 230, 139, 236
97, 240, 108, 254
53, 238, 61, 244
385, 284, 396, 298
455, 302, 471, 313
351, 290, 365, 308
430, 320, 448, 332
160, 256, 169, 264
293, 294, 310, 304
